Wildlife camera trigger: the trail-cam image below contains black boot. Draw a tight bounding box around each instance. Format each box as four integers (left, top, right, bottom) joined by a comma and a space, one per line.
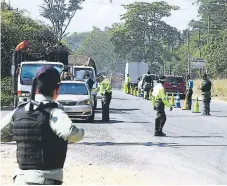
154, 131, 166, 136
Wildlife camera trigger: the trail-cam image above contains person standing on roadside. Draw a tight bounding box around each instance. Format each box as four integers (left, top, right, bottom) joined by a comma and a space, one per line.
186, 75, 193, 110
0, 66, 84, 185
199, 74, 212, 115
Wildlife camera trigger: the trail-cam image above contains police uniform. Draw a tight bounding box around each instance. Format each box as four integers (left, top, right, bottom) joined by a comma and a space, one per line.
0, 68, 84, 185
201, 76, 212, 115
152, 76, 172, 136
96, 76, 112, 122
126, 75, 131, 94
142, 72, 154, 100
186, 78, 193, 110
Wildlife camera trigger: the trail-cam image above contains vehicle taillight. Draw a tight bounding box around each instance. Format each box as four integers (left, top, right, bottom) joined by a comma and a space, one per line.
164, 82, 168, 88
17, 91, 30, 97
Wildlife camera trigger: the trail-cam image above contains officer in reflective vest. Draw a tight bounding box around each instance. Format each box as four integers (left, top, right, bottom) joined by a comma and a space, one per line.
96, 74, 112, 122
152, 75, 173, 136
126, 74, 131, 94
0, 66, 85, 185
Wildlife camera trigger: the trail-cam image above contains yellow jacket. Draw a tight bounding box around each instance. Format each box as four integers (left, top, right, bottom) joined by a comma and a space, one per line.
152, 83, 171, 108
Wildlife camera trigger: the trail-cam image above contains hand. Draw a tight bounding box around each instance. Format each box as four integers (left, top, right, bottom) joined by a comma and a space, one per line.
170, 107, 173, 111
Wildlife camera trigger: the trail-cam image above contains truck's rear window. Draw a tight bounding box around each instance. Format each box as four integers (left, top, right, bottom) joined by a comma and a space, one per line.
166, 77, 184, 83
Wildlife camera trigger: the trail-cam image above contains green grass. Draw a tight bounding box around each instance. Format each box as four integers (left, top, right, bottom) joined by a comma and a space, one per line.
193, 79, 227, 102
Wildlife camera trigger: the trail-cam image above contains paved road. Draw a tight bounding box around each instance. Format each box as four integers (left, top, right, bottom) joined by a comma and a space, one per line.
1, 90, 227, 184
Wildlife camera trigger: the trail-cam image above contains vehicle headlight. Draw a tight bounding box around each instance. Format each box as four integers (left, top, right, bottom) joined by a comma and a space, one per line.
77, 99, 91, 105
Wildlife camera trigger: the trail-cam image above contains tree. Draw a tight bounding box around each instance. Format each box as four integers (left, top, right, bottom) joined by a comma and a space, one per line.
74, 27, 122, 73
39, 0, 85, 41
109, 1, 180, 74
1, 2, 57, 77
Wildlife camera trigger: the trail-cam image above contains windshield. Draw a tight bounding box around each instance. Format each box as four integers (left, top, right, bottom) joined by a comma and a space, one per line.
20, 64, 63, 84
166, 77, 184, 84
59, 83, 88, 95
74, 68, 94, 80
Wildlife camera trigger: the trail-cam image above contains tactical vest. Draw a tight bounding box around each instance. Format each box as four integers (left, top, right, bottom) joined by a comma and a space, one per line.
201, 80, 211, 92
12, 102, 68, 170
144, 75, 152, 83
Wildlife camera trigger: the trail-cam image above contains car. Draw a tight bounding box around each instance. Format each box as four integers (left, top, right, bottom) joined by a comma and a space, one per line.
56, 80, 95, 122
164, 75, 186, 99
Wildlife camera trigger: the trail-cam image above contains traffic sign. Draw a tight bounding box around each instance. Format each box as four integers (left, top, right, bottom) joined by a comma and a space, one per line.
191, 62, 206, 69
191, 58, 206, 63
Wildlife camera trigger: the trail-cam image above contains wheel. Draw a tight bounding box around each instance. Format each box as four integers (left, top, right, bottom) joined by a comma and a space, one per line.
94, 97, 97, 110
87, 108, 95, 122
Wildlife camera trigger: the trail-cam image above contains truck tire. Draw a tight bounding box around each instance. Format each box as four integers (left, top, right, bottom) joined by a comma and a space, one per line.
94, 96, 97, 110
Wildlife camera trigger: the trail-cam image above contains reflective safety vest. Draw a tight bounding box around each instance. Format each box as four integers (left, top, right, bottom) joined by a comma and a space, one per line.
152, 83, 171, 108
97, 78, 112, 95
126, 77, 131, 84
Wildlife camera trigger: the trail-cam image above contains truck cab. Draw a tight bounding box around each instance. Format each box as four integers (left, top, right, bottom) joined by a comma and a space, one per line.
11, 49, 67, 108
68, 55, 98, 109
16, 61, 64, 105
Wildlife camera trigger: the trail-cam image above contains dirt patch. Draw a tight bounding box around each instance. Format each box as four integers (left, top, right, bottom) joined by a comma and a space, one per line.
0, 145, 157, 185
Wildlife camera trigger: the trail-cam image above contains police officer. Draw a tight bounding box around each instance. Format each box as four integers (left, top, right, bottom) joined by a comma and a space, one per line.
96, 74, 112, 122
199, 74, 212, 115
84, 71, 94, 91
142, 71, 154, 100
152, 75, 173, 136
0, 66, 84, 185
126, 74, 131, 94
186, 75, 193, 110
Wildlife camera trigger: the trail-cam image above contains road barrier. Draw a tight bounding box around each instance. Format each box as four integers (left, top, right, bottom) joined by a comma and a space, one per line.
175, 92, 181, 108
182, 95, 189, 110
192, 97, 201, 113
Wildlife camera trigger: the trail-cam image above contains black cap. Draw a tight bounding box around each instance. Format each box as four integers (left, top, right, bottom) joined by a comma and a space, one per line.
159, 75, 166, 82
36, 65, 61, 84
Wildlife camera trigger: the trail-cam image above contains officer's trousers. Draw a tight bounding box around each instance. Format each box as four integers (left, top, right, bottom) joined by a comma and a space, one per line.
154, 100, 166, 132
101, 92, 112, 121
186, 88, 193, 110
202, 92, 211, 114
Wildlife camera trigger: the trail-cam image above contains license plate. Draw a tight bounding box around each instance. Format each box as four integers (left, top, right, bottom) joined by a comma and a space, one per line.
173, 85, 177, 87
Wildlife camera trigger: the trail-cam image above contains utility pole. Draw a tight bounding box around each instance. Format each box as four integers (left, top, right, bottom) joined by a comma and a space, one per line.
187, 31, 191, 76
198, 29, 202, 78
206, 14, 210, 75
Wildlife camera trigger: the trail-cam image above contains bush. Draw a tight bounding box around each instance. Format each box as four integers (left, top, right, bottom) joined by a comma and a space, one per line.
1, 77, 13, 106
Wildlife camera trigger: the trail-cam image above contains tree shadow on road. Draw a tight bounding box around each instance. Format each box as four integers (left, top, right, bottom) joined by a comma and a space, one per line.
76, 142, 178, 147
73, 141, 227, 148
165, 135, 223, 138
72, 119, 124, 124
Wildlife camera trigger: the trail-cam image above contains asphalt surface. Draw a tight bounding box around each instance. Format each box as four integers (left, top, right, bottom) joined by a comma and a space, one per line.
1, 90, 227, 184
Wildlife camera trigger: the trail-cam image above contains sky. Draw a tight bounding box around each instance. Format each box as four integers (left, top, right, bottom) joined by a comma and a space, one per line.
9, 0, 199, 35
